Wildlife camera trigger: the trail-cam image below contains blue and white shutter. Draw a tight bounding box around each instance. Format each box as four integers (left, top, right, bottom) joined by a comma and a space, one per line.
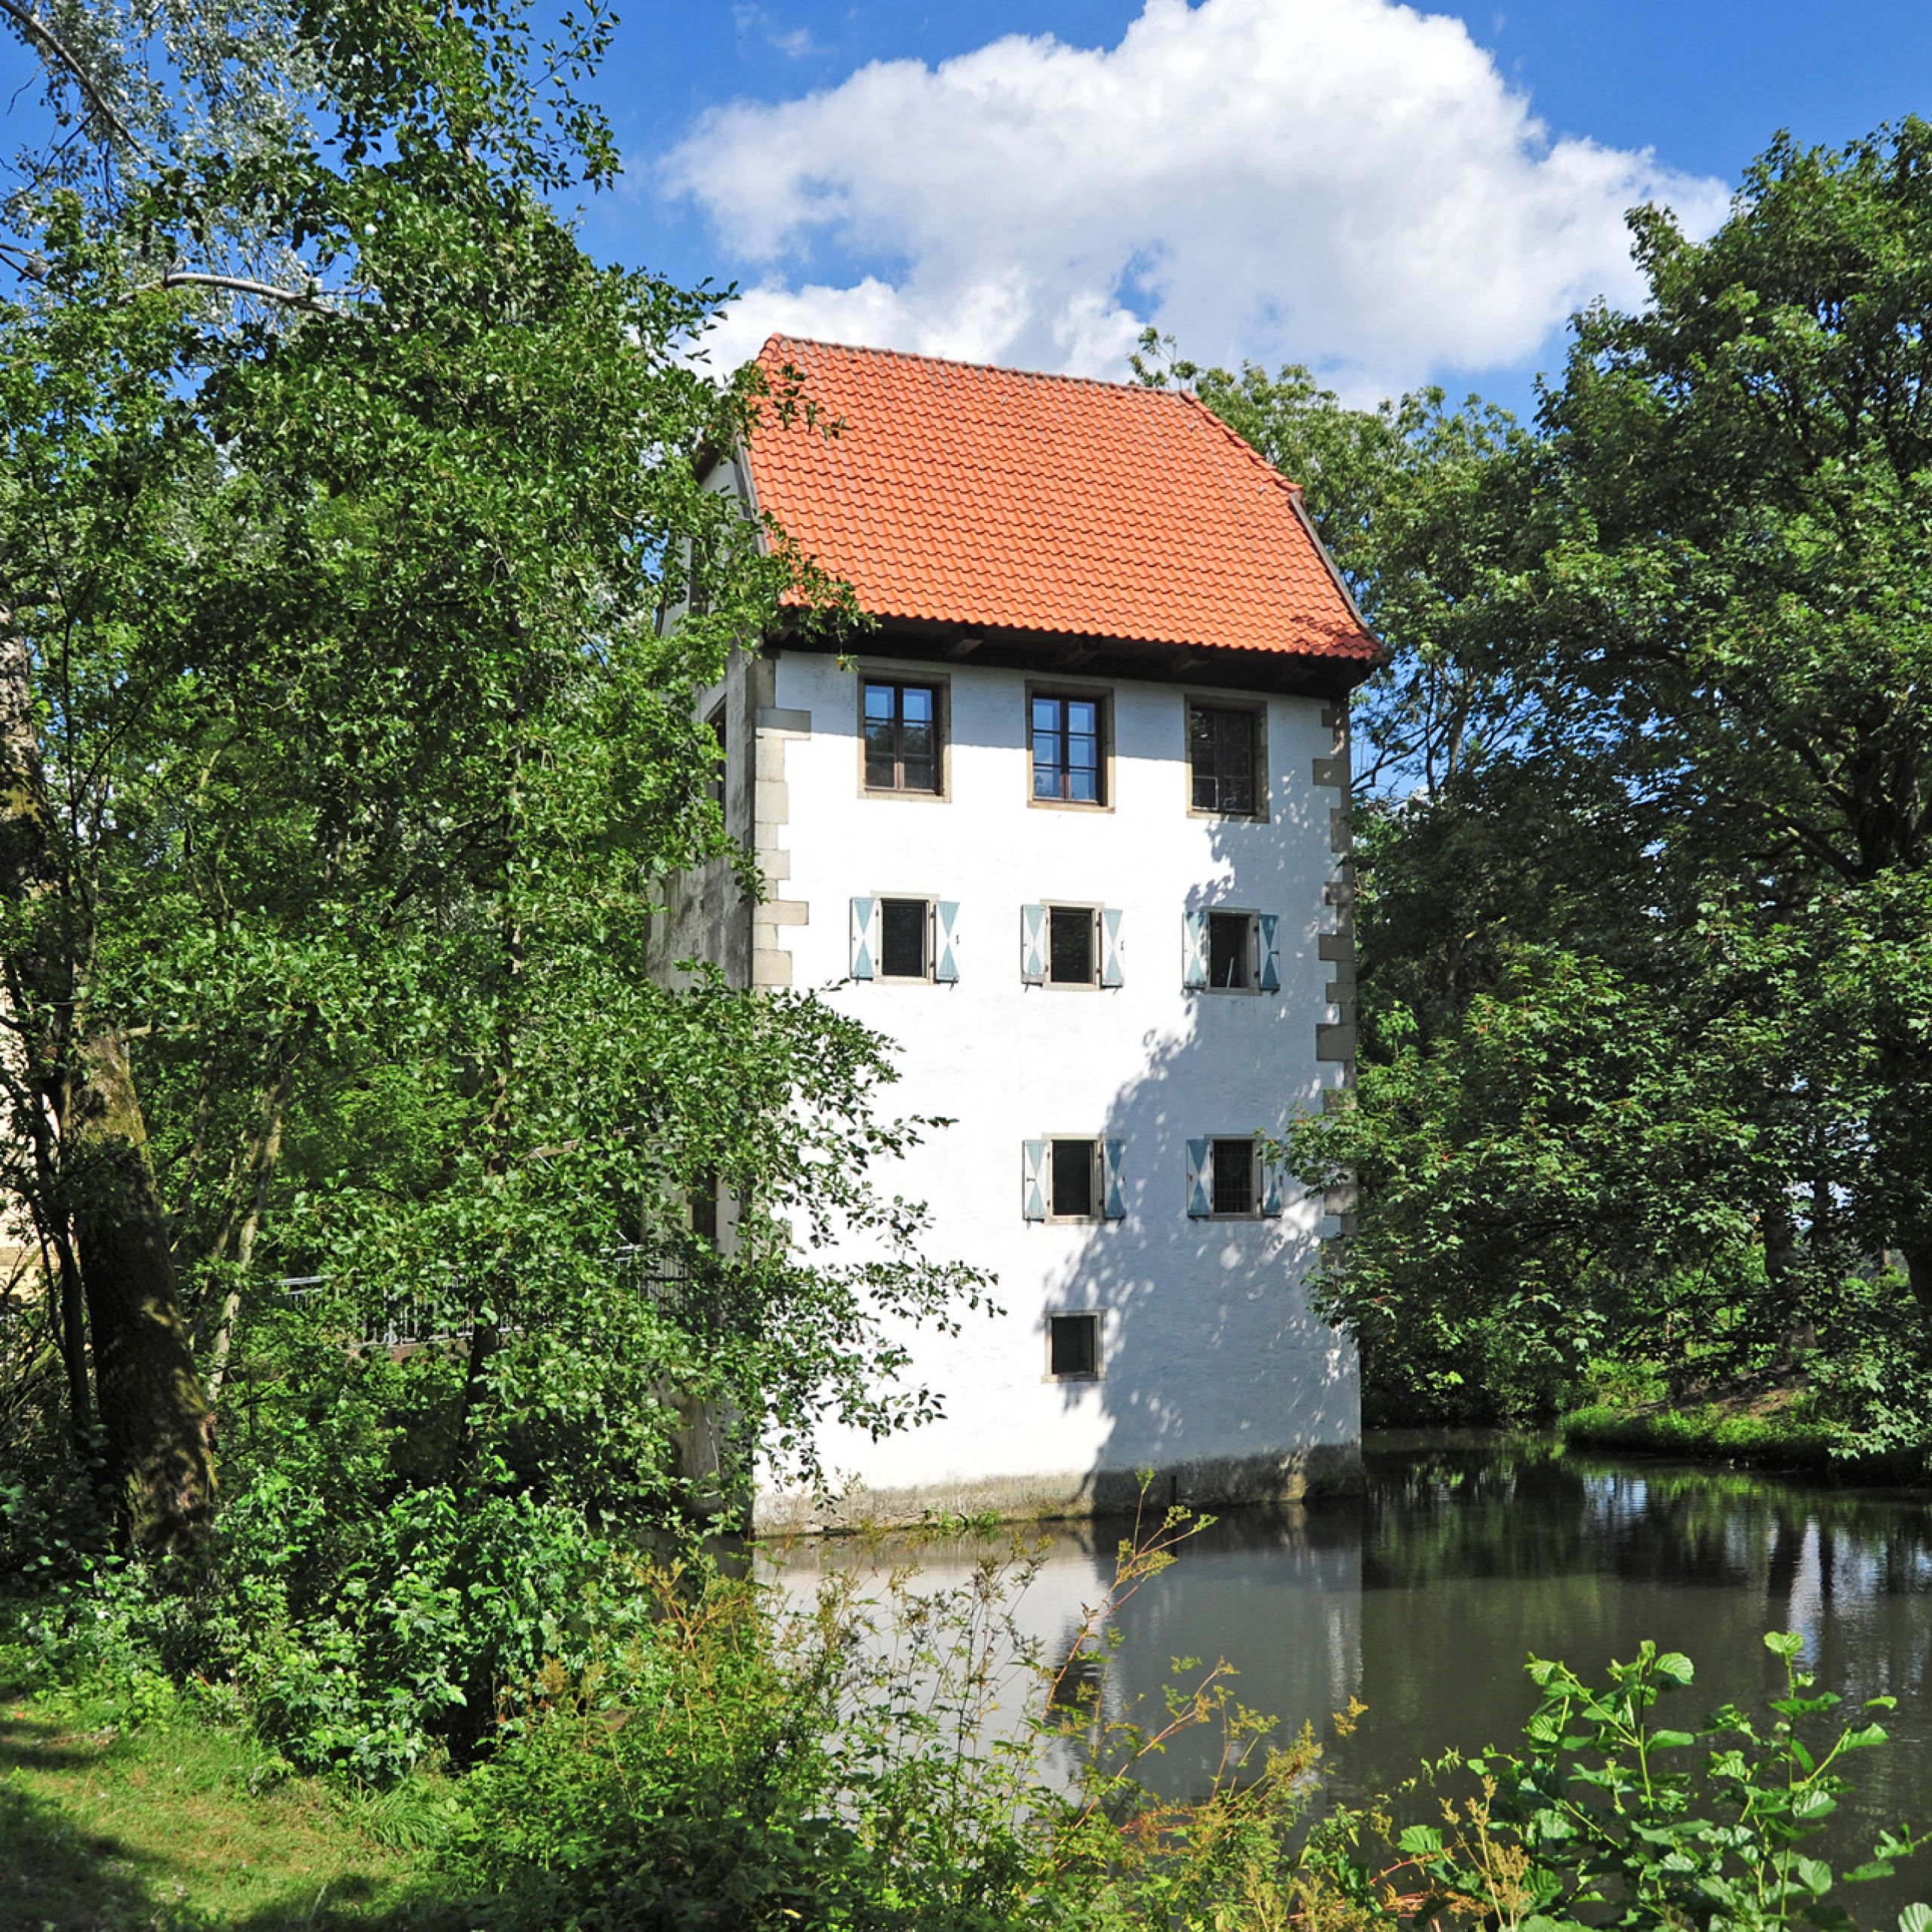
1186, 1138, 1214, 1218
1182, 910, 1208, 990
1100, 907, 1125, 987
1260, 1147, 1286, 1218
1102, 1138, 1127, 1220
850, 896, 880, 980
934, 901, 961, 983
1020, 904, 1048, 983
1022, 1140, 1048, 1220
1258, 913, 1281, 994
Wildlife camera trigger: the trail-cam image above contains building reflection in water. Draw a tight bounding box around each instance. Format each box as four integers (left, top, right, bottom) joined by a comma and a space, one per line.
766, 1436, 1932, 1918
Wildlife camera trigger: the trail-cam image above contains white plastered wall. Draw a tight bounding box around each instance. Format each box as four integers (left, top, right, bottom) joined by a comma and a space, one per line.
753, 648, 1359, 1529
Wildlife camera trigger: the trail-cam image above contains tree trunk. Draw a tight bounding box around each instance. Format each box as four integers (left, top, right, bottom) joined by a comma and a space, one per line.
1903, 1245, 1932, 1312
68, 1030, 216, 1553
2, 618, 214, 1552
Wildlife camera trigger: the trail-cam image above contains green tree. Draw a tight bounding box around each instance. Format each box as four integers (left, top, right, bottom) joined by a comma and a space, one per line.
0, 0, 988, 1567
1287, 120, 1932, 1423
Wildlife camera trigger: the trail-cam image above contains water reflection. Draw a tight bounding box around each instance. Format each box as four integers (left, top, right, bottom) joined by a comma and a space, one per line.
772, 1434, 1932, 1915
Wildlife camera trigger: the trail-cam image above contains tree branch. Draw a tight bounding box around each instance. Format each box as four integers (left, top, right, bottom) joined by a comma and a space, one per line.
0, 0, 152, 164
135, 269, 340, 314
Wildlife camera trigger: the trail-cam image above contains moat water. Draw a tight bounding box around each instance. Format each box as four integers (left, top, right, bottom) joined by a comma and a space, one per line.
776, 1432, 1932, 1916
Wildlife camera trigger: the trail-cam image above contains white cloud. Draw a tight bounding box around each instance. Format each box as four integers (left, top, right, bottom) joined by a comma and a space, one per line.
731, 5, 823, 60
662, 0, 1729, 395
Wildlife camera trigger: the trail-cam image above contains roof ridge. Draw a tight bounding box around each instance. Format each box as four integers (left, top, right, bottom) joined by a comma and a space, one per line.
760, 334, 1198, 404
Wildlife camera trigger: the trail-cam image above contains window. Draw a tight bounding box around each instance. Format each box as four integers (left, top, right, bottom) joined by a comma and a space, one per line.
851, 897, 961, 983
1186, 1137, 1284, 1219
1031, 692, 1106, 804
1183, 909, 1280, 994
1189, 703, 1262, 817
1211, 1139, 1257, 1216
1048, 1312, 1102, 1380
1023, 1137, 1126, 1220
1051, 1138, 1097, 1218
1023, 905, 1124, 987
863, 679, 942, 792
879, 897, 928, 980
706, 700, 727, 809
1049, 906, 1095, 985
1208, 912, 1251, 989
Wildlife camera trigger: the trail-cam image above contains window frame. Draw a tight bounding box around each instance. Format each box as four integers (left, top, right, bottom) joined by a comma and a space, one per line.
1045, 1135, 1102, 1223
1185, 697, 1269, 822
1026, 902, 1123, 991
1206, 909, 1258, 992
858, 670, 949, 800
1046, 903, 1101, 989
876, 894, 934, 983
1026, 681, 1114, 811
1208, 1137, 1263, 1220
1044, 1309, 1105, 1382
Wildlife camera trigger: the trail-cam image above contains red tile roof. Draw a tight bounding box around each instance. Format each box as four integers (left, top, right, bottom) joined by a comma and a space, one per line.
743, 336, 1377, 666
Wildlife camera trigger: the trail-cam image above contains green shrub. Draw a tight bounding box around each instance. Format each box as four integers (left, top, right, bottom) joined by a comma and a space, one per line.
1309, 1633, 1928, 1932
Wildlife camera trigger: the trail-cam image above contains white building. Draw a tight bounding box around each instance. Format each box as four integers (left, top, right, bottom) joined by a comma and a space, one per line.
652, 338, 1378, 1531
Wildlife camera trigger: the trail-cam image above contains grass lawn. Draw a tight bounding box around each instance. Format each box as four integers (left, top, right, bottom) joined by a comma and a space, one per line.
0, 1673, 472, 1931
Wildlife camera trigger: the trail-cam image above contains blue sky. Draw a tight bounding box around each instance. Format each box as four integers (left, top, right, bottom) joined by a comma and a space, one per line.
577, 0, 1932, 411
6, 2, 1930, 411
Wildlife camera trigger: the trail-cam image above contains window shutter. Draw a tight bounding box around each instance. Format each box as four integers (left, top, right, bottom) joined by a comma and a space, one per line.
1258, 912, 1281, 994
1102, 1138, 1126, 1220
1186, 1138, 1214, 1218
1022, 1140, 1048, 1220
850, 896, 880, 980
1260, 1149, 1286, 1218
1100, 907, 1124, 987
934, 900, 961, 983
1020, 904, 1047, 983
1182, 909, 1208, 989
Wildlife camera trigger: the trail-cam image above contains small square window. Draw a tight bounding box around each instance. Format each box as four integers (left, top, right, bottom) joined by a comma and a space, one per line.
1211, 1139, 1257, 1217
1051, 1138, 1097, 1219
1189, 703, 1262, 817
1208, 912, 1253, 989
864, 680, 943, 793
1032, 692, 1107, 804
1048, 906, 1097, 986
1048, 1312, 1101, 1379
879, 898, 929, 980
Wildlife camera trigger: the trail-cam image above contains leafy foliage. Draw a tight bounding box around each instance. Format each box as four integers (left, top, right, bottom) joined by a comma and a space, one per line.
1312, 1634, 1927, 1932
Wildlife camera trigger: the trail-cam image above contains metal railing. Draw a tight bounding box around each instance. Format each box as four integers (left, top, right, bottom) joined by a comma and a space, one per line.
277, 1247, 700, 1348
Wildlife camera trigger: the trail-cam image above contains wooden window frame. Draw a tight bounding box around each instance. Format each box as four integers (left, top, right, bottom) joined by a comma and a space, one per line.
1044, 1309, 1105, 1382
1045, 902, 1102, 990
1045, 1135, 1102, 1223
1027, 681, 1114, 812
1208, 1137, 1262, 1220
859, 671, 950, 800
877, 895, 935, 983
1185, 696, 1269, 822
1204, 908, 1260, 996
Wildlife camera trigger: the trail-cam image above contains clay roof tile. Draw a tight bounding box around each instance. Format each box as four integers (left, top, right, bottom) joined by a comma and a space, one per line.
744, 336, 1377, 664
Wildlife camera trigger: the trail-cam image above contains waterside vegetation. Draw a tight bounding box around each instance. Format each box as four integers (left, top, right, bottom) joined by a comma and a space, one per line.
3, 0, 1932, 1924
